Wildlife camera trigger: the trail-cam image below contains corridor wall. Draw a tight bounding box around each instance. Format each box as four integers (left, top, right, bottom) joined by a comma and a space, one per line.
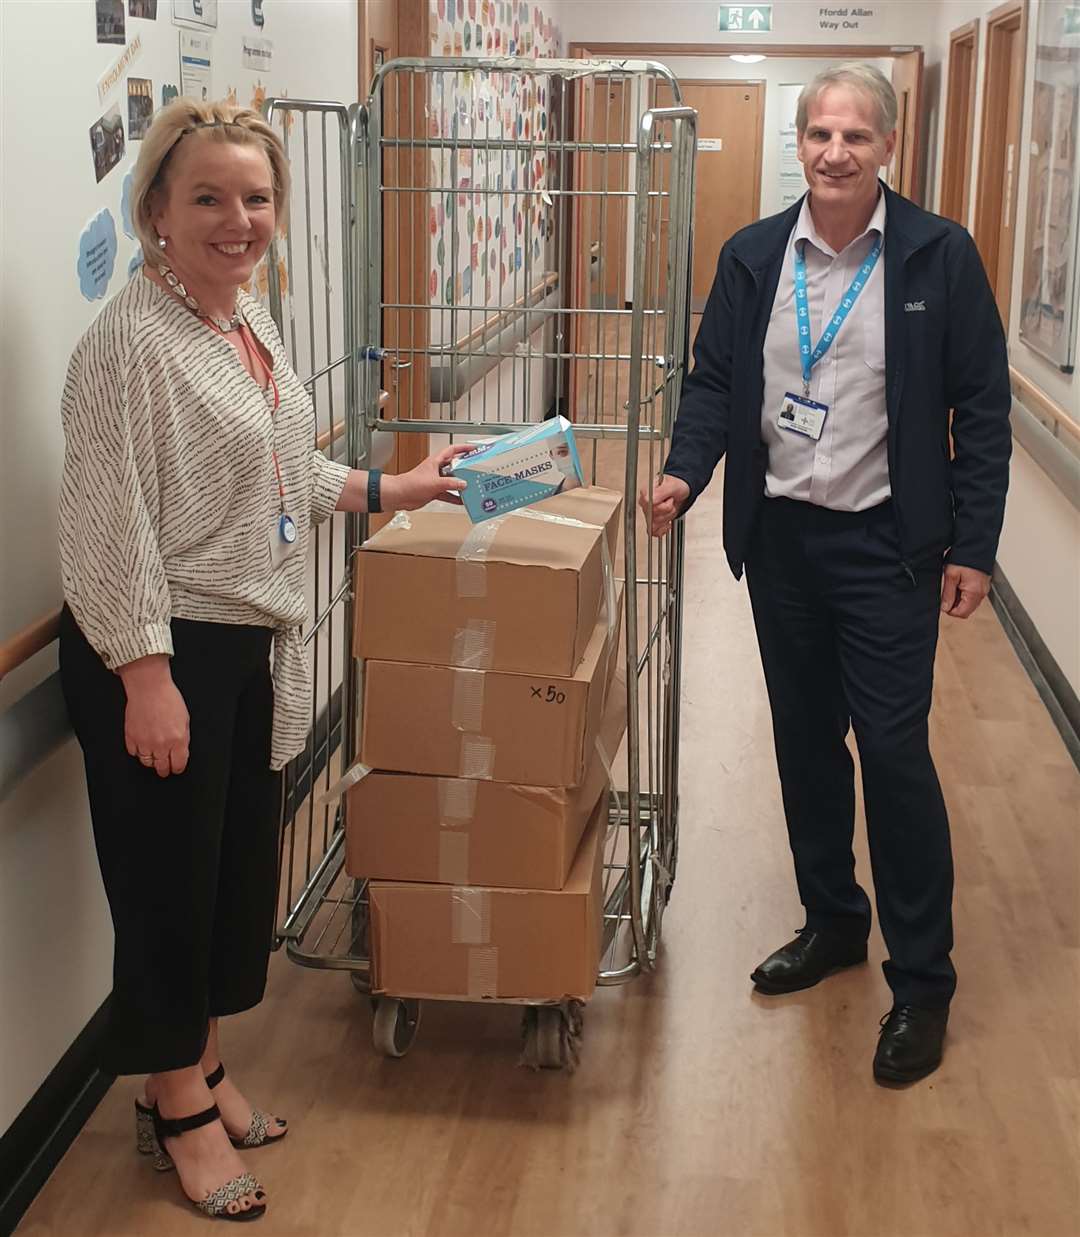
930, 0, 1080, 700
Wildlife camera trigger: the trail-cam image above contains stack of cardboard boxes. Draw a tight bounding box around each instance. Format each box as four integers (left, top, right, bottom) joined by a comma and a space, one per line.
347, 486, 627, 1003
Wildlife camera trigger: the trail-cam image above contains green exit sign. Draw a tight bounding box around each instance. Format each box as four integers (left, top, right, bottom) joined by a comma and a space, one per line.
717, 4, 773, 32
1065, 5, 1080, 34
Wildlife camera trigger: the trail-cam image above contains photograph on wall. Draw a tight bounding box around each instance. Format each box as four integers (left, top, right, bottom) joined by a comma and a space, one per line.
1019, 0, 1080, 372
172, 0, 218, 29
96, 0, 126, 44
179, 29, 213, 100
90, 103, 126, 183
128, 77, 154, 139
129, 0, 158, 16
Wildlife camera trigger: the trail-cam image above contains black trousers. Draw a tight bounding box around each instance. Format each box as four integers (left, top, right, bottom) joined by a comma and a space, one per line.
59, 607, 283, 1075
745, 497, 956, 1009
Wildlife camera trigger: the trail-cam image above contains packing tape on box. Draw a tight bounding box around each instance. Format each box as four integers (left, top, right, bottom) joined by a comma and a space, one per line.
466, 945, 499, 998
451, 617, 497, 669
593, 732, 623, 840
439, 831, 471, 884
314, 759, 373, 807
385, 510, 413, 532
460, 734, 496, 779
451, 667, 485, 732
439, 777, 478, 823
451, 887, 491, 944
455, 515, 506, 598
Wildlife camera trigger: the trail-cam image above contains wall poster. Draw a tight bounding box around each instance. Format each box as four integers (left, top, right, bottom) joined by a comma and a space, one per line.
1019, 0, 1080, 372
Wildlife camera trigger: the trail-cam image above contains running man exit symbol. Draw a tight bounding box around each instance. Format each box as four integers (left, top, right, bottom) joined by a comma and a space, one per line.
717, 5, 772, 31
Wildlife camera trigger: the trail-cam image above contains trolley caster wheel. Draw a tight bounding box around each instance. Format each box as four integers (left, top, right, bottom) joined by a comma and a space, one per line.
372, 997, 421, 1058
520, 1001, 584, 1071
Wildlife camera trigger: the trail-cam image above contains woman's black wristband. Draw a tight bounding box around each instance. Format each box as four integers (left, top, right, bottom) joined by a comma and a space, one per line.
367, 469, 382, 514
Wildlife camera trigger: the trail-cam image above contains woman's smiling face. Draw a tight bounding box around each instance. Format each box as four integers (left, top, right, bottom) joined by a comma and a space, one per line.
151, 134, 276, 292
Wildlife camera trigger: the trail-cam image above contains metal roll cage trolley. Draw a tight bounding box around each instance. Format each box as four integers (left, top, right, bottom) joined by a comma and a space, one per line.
263, 57, 696, 1069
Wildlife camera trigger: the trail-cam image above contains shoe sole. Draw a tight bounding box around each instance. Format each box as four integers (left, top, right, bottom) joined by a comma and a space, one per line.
750, 954, 867, 995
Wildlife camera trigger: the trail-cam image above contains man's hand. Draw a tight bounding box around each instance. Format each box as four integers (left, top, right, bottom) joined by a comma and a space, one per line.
940, 563, 991, 620
638, 475, 691, 538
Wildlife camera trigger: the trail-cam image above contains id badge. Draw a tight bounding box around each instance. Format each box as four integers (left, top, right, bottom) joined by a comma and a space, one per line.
777, 392, 828, 441
269, 513, 300, 570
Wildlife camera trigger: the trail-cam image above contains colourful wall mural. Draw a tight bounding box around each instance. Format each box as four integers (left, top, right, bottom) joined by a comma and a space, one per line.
426, 0, 562, 336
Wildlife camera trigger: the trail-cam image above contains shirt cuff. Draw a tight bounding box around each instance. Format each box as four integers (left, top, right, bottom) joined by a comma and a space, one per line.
101, 623, 175, 670
310, 453, 351, 526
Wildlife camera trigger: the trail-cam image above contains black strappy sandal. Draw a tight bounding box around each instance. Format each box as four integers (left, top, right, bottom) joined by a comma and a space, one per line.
205, 1063, 288, 1149
142, 1101, 267, 1222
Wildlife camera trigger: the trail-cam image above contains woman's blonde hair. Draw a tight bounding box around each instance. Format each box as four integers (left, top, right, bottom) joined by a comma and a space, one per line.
131, 97, 291, 266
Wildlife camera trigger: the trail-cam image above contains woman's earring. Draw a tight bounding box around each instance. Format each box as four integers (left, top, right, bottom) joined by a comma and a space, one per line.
157, 236, 167, 250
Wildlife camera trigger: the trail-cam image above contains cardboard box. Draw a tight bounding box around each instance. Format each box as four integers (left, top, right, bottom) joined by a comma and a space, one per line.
346, 680, 626, 889
360, 587, 620, 787
369, 797, 607, 1002
353, 486, 622, 678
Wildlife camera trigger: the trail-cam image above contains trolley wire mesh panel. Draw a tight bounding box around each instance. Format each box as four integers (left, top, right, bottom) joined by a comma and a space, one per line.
269, 60, 696, 1063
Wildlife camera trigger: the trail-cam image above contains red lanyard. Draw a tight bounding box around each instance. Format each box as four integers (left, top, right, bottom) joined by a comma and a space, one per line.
208, 318, 287, 515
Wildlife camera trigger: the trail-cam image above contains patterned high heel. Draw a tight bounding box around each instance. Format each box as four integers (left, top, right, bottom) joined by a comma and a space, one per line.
205, 1063, 288, 1149
134, 1097, 171, 1171
150, 1102, 267, 1222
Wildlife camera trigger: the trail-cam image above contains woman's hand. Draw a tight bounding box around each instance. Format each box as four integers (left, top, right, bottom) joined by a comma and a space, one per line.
382, 443, 472, 512
117, 654, 190, 777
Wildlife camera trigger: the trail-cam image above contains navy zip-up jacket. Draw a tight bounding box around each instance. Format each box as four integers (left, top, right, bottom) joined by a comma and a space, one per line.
663, 183, 1012, 578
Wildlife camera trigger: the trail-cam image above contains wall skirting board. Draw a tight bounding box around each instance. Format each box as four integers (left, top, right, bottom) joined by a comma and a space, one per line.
991, 566, 1080, 770
0, 1000, 112, 1236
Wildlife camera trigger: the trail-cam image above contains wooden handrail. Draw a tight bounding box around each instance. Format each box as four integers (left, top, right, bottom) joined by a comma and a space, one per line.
315, 389, 389, 451
0, 609, 62, 683
447, 271, 559, 354
1010, 366, 1080, 447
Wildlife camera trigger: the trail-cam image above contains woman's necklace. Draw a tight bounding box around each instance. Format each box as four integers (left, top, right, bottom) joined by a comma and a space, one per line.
157, 263, 243, 332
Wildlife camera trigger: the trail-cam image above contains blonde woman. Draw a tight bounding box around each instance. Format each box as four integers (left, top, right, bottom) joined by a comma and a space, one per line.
58, 98, 465, 1222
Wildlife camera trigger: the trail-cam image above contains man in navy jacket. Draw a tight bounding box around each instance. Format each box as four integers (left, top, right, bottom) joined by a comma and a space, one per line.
642, 64, 1011, 1083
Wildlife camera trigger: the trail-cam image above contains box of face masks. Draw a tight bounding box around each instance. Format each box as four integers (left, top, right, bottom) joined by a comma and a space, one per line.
444, 416, 584, 522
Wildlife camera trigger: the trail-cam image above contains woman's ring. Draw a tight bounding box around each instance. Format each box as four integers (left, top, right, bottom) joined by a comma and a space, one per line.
139, 752, 154, 765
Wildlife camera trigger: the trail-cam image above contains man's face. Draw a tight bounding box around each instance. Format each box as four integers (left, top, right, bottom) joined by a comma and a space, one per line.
797, 84, 896, 214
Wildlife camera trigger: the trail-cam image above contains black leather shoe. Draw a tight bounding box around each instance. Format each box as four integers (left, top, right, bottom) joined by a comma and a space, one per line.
873, 1004, 949, 1084
750, 927, 868, 994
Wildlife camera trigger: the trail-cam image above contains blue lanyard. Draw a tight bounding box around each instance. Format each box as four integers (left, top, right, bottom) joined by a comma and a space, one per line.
793, 236, 882, 395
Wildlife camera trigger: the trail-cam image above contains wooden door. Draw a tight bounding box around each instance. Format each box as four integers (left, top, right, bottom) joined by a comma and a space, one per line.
974, 0, 1027, 327
358, 0, 429, 471
568, 73, 631, 416
890, 50, 925, 203
939, 20, 980, 224
678, 81, 764, 310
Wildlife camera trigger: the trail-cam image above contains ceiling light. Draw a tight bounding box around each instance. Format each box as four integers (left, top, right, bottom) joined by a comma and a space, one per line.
730, 54, 766, 63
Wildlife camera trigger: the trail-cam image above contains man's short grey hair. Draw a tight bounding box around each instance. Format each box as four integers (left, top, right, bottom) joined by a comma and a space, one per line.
796, 63, 898, 136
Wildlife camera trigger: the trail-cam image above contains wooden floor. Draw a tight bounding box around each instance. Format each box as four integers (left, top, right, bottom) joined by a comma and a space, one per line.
19, 472, 1080, 1237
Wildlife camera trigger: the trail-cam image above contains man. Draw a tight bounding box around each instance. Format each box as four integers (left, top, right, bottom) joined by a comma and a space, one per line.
643, 64, 1011, 1083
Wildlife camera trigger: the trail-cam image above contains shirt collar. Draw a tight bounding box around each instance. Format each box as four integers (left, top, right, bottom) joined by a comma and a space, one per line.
795, 187, 887, 258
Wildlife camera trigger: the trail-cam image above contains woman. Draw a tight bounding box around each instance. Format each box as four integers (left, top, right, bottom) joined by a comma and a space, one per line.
58, 98, 466, 1222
